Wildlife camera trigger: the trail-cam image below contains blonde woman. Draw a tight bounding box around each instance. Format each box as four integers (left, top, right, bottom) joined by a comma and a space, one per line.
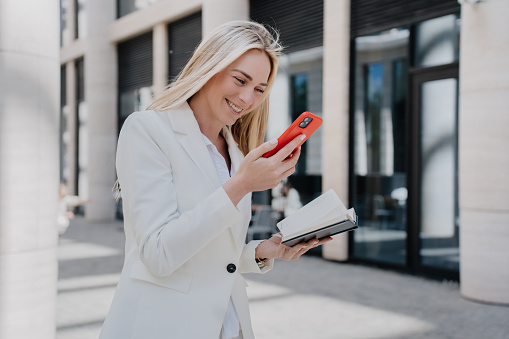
100, 21, 331, 339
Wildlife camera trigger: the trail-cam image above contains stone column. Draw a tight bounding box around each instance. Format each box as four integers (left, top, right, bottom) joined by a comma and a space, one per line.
0, 0, 60, 338
153, 23, 169, 96
321, 0, 351, 261
84, 0, 118, 220
202, 0, 248, 35
459, 0, 509, 305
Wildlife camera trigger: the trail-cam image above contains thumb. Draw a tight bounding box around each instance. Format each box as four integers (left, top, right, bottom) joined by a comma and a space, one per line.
270, 234, 283, 245
249, 138, 278, 159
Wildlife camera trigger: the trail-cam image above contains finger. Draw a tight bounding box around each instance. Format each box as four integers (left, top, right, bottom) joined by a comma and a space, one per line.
279, 166, 296, 181
281, 147, 301, 169
310, 237, 332, 248
290, 146, 302, 159
291, 245, 310, 260
270, 234, 283, 245
248, 139, 278, 160
285, 243, 308, 260
273, 134, 305, 161
311, 237, 333, 248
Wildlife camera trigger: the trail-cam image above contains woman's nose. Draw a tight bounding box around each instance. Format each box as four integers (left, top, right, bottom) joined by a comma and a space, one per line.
238, 88, 254, 107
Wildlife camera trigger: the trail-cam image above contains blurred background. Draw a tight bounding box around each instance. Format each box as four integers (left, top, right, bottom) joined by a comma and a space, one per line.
1, 0, 508, 338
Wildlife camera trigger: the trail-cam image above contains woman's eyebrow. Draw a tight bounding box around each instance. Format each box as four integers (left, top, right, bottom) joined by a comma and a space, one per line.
232, 69, 268, 86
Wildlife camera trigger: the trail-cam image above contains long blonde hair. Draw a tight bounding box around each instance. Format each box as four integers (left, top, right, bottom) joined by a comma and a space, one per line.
147, 20, 283, 155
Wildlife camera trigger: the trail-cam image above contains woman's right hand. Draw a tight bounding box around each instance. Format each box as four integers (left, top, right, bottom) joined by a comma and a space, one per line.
223, 134, 305, 206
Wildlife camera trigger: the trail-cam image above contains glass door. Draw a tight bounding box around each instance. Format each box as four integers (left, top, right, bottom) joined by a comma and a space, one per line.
409, 67, 459, 276
351, 14, 460, 278
352, 28, 410, 266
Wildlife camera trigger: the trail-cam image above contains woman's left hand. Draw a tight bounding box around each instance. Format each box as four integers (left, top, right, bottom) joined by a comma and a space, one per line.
255, 234, 333, 261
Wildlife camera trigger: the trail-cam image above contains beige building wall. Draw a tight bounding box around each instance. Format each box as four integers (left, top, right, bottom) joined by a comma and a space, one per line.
84, 0, 118, 220
202, 0, 249, 35
321, 0, 351, 261
0, 0, 60, 337
458, 0, 509, 305
153, 23, 169, 95
63, 0, 252, 221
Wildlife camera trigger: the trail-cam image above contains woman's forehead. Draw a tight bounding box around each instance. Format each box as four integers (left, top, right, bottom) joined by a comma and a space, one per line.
227, 49, 271, 84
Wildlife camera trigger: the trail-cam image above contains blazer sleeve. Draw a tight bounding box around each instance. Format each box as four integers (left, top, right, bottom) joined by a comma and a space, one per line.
239, 240, 274, 274
116, 113, 243, 277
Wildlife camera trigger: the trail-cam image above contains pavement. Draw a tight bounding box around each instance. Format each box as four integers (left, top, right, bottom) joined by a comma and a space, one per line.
57, 216, 509, 339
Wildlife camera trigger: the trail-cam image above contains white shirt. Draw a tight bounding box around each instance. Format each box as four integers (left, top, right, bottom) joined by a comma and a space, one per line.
202, 133, 240, 339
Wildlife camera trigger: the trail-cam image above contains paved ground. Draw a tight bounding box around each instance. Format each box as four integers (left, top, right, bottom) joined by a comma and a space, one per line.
57, 217, 509, 339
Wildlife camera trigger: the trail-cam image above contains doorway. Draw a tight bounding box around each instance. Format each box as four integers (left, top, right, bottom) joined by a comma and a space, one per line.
351, 13, 460, 279
409, 65, 459, 277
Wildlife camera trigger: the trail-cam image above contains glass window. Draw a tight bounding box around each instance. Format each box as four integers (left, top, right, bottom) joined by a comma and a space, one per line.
291, 73, 309, 174
414, 14, 460, 68
60, 66, 68, 181
353, 28, 409, 266
118, 0, 157, 18
117, 31, 153, 128
119, 87, 154, 127
75, 58, 87, 206
76, 0, 86, 39
60, 0, 69, 46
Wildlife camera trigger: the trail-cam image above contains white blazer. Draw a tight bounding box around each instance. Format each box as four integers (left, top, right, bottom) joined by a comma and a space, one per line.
99, 103, 274, 339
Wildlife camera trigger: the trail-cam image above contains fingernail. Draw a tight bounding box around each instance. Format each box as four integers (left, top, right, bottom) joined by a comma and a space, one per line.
269, 138, 278, 145
300, 134, 306, 140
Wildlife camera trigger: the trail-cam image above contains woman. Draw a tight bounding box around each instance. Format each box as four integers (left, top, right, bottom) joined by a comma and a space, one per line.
100, 21, 331, 339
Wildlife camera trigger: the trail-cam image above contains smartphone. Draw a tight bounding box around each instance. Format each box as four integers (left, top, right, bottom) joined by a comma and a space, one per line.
263, 112, 322, 158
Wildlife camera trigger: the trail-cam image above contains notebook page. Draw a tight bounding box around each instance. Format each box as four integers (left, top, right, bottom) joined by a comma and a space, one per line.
277, 189, 347, 236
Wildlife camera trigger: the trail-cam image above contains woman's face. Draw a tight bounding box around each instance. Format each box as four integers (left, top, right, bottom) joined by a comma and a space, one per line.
192, 49, 271, 127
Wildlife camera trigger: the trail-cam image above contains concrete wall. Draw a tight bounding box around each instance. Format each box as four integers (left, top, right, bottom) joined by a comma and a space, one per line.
459, 0, 509, 305
84, 0, 118, 220
0, 0, 60, 337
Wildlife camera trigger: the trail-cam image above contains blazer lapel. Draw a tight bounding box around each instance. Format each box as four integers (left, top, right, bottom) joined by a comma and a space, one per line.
165, 104, 250, 252
222, 126, 244, 175
165, 103, 221, 191
223, 127, 251, 244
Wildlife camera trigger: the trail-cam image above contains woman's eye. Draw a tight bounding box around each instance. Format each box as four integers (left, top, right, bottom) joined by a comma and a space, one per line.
234, 77, 245, 84
256, 88, 265, 94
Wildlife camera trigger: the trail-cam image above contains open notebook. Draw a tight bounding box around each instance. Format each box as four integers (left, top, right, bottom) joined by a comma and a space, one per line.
276, 189, 358, 247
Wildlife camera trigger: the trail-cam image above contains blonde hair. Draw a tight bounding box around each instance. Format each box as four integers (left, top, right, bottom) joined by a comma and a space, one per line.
147, 20, 283, 155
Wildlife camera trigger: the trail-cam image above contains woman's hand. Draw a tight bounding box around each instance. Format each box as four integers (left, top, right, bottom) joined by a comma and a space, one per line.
223, 134, 304, 205
255, 234, 333, 261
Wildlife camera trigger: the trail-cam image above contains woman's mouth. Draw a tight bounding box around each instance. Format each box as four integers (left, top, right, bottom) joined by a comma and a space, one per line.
226, 99, 242, 114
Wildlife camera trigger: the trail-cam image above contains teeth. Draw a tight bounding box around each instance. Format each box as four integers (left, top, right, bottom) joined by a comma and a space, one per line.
227, 100, 242, 113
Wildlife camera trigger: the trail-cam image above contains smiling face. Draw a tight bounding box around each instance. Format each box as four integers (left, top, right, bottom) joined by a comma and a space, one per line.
189, 49, 272, 133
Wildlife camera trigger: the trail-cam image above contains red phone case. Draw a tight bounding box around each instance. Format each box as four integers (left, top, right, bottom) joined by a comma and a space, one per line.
263, 112, 322, 158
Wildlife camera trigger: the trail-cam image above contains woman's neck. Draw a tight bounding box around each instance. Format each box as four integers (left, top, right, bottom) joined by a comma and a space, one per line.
188, 95, 223, 144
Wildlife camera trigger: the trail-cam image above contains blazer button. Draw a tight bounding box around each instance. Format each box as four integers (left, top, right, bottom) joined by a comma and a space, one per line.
226, 263, 236, 273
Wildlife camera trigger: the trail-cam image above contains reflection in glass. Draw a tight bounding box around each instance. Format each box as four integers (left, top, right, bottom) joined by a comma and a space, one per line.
419, 79, 459, 271
76, 0, 87, 39
61, 106, 71, 182
291, 74, 308, 174
77, 101, 88, 201
353, 28, 409, 266
119, 86, 154, 128
118, 0, 157, 18
60, 0, 69, 46
414, 14, 460, 68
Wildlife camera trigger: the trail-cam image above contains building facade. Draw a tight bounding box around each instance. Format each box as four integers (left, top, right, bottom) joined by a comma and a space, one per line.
59, 0, 509, 304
